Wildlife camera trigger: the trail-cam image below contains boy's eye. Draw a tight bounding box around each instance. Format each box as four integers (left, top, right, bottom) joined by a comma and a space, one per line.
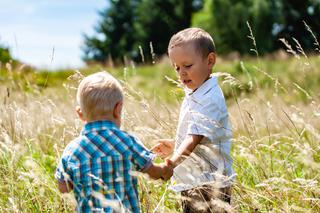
184, 64, 192, 68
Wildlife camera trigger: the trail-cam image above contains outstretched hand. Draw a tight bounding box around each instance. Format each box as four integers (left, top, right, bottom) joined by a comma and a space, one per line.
151, 139, 174, 159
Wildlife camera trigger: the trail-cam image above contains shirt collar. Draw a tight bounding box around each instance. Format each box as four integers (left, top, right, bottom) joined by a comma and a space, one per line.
81, 120, 118, 135
187, 75, 218, 101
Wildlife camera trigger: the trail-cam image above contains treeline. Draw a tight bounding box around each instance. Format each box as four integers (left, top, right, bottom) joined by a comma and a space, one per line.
83, 0, 320, 64
0, 45, 14, 65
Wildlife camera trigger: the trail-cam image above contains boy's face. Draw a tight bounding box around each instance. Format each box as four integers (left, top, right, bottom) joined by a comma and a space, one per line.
169, 43, 215, 91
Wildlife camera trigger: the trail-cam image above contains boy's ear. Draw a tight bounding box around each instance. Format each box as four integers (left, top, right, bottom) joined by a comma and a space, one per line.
113, 101, 123, 119
75, 106, 86, 122
207, 52, 216, 68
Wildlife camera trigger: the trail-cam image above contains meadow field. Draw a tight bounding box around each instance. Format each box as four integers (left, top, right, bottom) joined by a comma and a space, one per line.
0, 53, 319, 212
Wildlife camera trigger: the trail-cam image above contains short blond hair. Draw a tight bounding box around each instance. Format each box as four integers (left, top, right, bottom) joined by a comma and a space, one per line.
76, 71, 123, 121
168, 27, 216, 57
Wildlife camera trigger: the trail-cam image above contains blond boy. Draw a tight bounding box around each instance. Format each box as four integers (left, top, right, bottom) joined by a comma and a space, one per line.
55, 71, 172, 213
152, 28, 234, 212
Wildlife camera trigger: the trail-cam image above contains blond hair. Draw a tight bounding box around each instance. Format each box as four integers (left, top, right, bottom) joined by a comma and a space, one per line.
168, 27, 216, 57
76, 71, 123, 121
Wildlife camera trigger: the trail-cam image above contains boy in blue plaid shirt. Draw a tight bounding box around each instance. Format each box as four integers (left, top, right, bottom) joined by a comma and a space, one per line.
55, 71, 173, 213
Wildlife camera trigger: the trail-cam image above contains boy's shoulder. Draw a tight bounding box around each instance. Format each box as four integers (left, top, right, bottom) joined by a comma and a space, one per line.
113, 129, 141, 147
111, 129, 147, 151
64, 128, 139, 155
82, 120, 134, 141
61, 122, 143, 160
189, 77, 225, 107
61, 135, 88, 159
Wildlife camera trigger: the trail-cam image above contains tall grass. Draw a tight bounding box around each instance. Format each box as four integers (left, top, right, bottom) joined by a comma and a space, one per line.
0, 46, 319, 211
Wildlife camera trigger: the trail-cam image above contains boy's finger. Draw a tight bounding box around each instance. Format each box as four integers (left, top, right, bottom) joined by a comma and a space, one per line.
150, 144, 160, 151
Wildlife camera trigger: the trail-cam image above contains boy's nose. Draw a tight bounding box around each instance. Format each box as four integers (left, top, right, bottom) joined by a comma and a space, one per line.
178, 68, 187, 76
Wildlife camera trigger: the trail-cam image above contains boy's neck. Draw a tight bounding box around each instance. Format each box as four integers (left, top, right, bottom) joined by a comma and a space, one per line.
86, 116, 116, 124
192, 75, 211, 92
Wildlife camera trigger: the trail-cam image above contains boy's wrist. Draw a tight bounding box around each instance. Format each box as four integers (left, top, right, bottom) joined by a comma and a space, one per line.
165, 158, 176, 168
160, 162, 174, 181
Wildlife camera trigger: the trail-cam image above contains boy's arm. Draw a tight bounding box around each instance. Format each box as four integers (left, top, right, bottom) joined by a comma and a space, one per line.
169, 135, 203, 168
57, 180, 73, 193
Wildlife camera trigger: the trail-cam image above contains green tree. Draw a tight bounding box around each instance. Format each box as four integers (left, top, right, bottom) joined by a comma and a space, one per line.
194, 0, 320, 55
275, 0, 320, 52
0, 44, 13, 64
82, 0, 140, 64
133, 0, 203, 62
192, 0, 215, 35
207, 0, 278, 55
82, 0, 203, 64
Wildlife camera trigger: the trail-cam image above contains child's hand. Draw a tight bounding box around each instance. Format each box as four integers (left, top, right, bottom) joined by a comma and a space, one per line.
151, 139, 174, 159
160, 161, 174, 181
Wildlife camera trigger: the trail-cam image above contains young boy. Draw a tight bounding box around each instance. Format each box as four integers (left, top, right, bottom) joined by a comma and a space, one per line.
152, 28, 234, 212
55, 71, 173, 213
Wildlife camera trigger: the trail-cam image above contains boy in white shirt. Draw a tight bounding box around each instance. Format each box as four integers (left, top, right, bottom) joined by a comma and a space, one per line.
152, 27, 234, 212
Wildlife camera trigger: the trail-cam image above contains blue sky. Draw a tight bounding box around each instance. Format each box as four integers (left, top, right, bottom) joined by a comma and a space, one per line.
0, 0, 108, 69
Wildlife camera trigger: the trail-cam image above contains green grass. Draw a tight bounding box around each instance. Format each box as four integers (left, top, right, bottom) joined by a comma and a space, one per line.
0, 55, 319, 212
2, 55, 319, 103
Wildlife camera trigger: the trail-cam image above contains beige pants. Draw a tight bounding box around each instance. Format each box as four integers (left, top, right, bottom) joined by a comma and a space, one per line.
181, 184, 232, 213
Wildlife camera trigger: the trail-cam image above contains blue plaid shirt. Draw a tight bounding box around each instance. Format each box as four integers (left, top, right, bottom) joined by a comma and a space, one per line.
55, 120, 154, 213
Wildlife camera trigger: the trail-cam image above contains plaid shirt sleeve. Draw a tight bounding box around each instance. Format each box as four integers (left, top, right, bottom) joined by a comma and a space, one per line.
55, 143, 75, 183
128, 135, 155, 171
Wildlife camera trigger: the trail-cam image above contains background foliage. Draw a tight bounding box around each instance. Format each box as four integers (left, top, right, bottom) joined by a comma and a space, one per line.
0, 45, 15, 65
82, 0, 202, 64
83, 0, 320, 64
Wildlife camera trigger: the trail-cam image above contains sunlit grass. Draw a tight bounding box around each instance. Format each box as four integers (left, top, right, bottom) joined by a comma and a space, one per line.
0, 53, 319, 212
